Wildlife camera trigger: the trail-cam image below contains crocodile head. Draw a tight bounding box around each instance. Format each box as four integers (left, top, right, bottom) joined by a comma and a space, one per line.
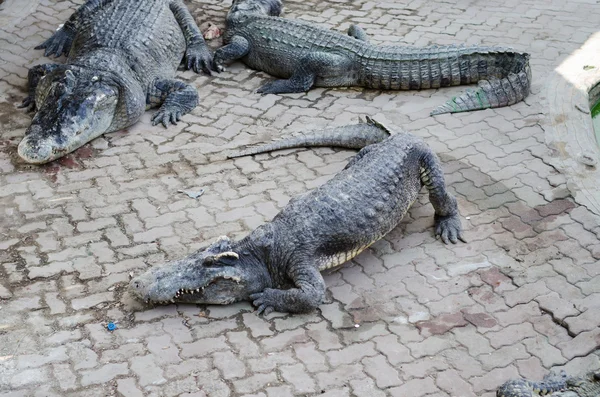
130, 236, 266, 305
18, 68, 119, 164
228, 0, 282, 19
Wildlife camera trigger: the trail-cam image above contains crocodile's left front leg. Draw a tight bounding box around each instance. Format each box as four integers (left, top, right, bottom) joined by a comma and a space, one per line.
149, 79, 199, 127
169, 0, 213, 74
257, 52, 352, 95
250, 265, 325, 314
420, 148, 466, 244
213, 36, 250, 72
19, 64, 65, 112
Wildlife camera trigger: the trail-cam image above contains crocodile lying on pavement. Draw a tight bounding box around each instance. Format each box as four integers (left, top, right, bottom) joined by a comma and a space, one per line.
497, 371, 600, 397
18, 0, 213, 164
130, 120, 466, 314
214, 0, 531, 115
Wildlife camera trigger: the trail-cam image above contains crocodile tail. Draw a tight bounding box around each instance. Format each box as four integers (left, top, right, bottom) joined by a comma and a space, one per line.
227, 118, 391, 158
431, 53, 531, 115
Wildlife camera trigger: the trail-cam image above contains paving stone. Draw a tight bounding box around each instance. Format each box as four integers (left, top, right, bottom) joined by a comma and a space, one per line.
478, 343, 529, 371
180, 336, 229, 358
293, 342, 328, 373
130, 355, 167, 386
213, 351, 246, 379
2, 1, 600, 395
436, 369, 477, 397
362, 355, 402, 388
389, 377, 439, 397
470, 366, 520, 394
116, 378, 145, 397
349, 378, 386, 397
280, 364, 316, 394
80, 363, 129, 386
327, 342, 377, 367
233, 373, 278, 394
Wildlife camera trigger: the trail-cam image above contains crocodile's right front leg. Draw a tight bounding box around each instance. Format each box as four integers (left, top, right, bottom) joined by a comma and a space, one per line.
36, 0, 115, 57
213, 36, 250, 72
257, 52, 351, 95
148, 78, 199, 128
250, 265, 325, 314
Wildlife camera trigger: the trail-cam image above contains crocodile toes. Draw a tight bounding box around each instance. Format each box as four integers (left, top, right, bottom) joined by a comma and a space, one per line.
435, 213, 466, 244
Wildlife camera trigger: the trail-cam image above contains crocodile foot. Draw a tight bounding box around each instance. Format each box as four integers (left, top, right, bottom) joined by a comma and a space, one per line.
185, 43, 214, 75
250, 289, 277, 315
434, 213, 467, 244
18, 96, 36, 112
35, 24, 75, 58
151, 106, 183, 128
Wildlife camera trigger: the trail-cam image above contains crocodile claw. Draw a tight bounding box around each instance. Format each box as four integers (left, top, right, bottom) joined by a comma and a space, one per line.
185, 44, 214, 75
152, 107, 182, 128
18, 96, 36, 112
250, 290, 275, 315
434, 213, 466, 244
35, 25, 75, 58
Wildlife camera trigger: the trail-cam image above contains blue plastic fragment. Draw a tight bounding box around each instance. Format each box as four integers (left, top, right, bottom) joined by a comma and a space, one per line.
107, 322, 117, 331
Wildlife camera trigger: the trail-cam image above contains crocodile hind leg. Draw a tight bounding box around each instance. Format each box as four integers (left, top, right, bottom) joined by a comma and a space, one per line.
18, 64, 65, 112
149, 79, 199, 128
213, 36, 250, 72
250, 265, 325, 314
420, 148, 466, 244
347, 25, 369, 42
257, 52, 352, 94
36, 0, 115, 57
169, 0, 213, 74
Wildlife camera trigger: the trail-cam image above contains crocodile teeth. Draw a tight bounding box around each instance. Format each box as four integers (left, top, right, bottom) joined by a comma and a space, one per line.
196, 288, 200, 292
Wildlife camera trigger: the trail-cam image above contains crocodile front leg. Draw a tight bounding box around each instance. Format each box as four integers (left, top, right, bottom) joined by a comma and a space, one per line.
213, 36, 250, 72
257, 52, 352, 95
347, 25, 369, 42
36, 0, 115, 57
250, 265, 325, 314
148, 79, 199, 127
18, 64, 65, 112
169, 0, 213, 74
420, 148, 466, 244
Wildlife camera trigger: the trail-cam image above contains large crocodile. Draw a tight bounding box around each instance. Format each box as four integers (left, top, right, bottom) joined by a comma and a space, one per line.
18, 0, 213, 164
130, 120, 466, 314
497, 371, 600, 397
214, 0, 531, 115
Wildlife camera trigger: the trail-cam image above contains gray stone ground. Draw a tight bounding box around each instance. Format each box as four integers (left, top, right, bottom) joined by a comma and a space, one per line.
1, 0, 600, 396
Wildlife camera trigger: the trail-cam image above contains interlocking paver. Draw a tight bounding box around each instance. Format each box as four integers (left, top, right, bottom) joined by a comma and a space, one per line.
1, 0, 599, 395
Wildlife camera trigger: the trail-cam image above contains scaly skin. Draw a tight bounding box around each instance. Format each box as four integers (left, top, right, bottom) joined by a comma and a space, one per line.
130, 122, 466, 314
497, 371, 600, 397
227, 116, 391, 158
214, 0, 531, 115
18, 0, 212, 164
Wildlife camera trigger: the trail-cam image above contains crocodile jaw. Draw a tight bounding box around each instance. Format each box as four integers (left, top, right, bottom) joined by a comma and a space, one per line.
19, 79, 118, 164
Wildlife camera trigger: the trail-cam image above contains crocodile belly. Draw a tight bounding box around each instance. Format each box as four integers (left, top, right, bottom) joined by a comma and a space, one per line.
317, 242, 375, 271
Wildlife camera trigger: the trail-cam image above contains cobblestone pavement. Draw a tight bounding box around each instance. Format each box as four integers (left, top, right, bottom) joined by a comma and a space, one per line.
1, 0, 600, 396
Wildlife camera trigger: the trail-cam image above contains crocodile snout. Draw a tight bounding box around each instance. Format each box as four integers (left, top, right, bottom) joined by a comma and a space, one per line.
17, 137, 55, 164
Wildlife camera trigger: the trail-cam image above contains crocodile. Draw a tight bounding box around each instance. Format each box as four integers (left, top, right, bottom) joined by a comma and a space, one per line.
130, 120, 466, 314
214, 0, 531, 115
18, 0, 213, 164
497, 371, 600, 397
